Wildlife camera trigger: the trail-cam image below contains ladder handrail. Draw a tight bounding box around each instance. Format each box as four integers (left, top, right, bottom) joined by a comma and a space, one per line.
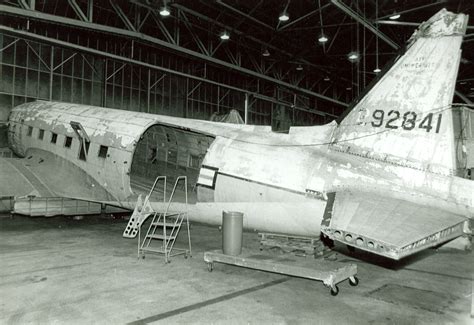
143, 176, 167, 207
162, 176, 187, 218
183, 176, 191, 256
162, 176, 187, 259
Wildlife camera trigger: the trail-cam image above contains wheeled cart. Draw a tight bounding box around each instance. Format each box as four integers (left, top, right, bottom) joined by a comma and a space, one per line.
204, 249, 358, 296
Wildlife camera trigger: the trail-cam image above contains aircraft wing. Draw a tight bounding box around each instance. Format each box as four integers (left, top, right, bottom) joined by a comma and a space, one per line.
0, 150, 115, 202
0, 157, 44, 197
321, 192, 467, 260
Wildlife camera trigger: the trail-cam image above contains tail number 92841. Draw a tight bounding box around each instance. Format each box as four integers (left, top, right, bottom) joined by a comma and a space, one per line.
371, 109, 442, 133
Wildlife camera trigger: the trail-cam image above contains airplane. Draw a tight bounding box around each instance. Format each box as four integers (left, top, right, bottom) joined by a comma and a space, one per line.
1, 9, 472, 260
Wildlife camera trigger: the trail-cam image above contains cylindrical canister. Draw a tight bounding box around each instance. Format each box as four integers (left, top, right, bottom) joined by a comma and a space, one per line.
222, 211, 244, 255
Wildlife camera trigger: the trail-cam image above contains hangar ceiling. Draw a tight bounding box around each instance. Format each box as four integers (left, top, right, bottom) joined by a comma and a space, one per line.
0, 0, 473, 122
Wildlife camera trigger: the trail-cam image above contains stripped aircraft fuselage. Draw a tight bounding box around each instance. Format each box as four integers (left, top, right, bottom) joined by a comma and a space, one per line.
2, 9, 473, 260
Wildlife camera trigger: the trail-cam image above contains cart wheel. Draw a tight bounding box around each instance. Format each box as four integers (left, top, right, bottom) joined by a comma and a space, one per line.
207, 262, 214, 272
330, 285, 339, 296
142, 254, 145, 259
349, 276, 359, 286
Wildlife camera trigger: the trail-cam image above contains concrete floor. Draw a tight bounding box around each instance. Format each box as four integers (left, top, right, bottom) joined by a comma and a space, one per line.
0, 214, 472, 325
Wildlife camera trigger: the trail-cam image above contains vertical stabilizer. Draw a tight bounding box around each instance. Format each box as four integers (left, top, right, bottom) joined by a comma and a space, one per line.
331, 9, 468, 175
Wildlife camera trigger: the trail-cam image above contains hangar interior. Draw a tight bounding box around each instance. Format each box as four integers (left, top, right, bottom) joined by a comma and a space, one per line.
0, 1, 473, 324
1, 1, 474, 171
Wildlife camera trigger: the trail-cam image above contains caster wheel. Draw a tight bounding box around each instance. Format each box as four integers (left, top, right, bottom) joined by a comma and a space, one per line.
349, 276, 359, 286
207, 263, 214, 272
142, 255, 145, 259
330, 286, 339, 296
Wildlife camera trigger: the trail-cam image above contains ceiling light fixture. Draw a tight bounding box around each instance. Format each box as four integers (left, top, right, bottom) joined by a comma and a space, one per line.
389, 12, 400, 20
324, 76, 330, 81
346, 87, 352, 90
374, 0, 380, 74
159, 6, 170, 16
296, 65, 303, 71
317, 0, 328, 45
318, 34, 328, 43
348, 52, 359, 62
220, 31, 230, 40
262, 49, 270, 57
279, 11, 289, 21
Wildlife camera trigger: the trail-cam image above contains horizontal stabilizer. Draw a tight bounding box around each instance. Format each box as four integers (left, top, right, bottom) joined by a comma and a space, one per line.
321, 192, 467, 260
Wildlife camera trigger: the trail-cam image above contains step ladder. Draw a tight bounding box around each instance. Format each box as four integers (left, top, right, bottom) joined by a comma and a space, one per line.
138, 176, 191, 263
123, 176, 167, 238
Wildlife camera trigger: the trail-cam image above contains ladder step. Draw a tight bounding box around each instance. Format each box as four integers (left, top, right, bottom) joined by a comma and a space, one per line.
140, 247, 170, 254
164, 212, 181, 217
146, 234, 176, 240
152, 221, 176, 227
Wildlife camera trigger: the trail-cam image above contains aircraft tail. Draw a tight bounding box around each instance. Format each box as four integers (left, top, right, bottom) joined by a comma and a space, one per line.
330, 9, 468, 175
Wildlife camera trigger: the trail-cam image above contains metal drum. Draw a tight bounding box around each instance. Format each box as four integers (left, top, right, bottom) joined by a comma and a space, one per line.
222, 211, 243, 255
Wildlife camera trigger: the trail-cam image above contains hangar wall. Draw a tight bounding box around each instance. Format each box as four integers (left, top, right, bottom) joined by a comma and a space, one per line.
0, 35, 247, 120
0, 32, 327, 149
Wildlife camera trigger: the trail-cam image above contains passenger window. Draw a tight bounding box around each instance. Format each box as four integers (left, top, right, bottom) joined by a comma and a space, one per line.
79, 141, 90, 161
64, 136, 73, 148
98, 145, 108, 158
27, 126, 33, 137
51, 133, 58, 144
38, 129, 44, 140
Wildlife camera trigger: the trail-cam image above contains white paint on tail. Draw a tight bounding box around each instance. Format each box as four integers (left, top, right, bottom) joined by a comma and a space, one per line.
331, 9, 468, 175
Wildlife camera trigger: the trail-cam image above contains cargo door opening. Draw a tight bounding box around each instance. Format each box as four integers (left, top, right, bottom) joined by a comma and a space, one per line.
130, 124, 215, 203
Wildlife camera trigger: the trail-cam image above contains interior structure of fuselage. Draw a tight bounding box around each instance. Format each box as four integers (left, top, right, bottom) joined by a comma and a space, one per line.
130, 124, 215, 204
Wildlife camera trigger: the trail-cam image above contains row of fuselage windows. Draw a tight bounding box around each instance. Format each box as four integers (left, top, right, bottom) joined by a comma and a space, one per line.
26, 125, 109, 161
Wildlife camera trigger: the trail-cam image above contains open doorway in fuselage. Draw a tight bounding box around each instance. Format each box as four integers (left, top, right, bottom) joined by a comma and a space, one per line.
130, 124, 215, 204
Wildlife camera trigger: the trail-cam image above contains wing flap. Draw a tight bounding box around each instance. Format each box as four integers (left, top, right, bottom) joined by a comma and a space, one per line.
321, 192, 467, 259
